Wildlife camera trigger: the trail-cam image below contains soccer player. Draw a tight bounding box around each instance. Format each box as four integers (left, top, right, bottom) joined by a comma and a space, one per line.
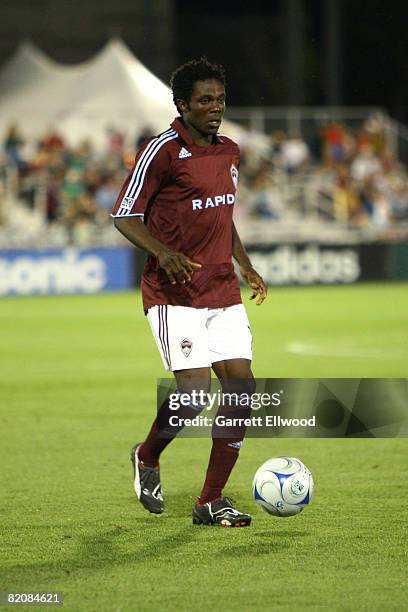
112, 57, 267, 527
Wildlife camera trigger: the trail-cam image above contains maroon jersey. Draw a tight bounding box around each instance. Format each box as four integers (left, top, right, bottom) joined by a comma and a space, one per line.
111, 117, 242, 312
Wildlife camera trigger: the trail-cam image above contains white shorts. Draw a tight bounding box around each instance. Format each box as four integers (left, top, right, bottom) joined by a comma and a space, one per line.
147, 304, 252, 372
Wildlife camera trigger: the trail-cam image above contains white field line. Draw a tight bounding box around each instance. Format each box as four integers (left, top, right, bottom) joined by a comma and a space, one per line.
286, 342, 408, 359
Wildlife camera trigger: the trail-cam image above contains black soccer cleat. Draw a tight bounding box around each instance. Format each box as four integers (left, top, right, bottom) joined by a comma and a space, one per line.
192, 496, 251, 527
130, 444, 164, 514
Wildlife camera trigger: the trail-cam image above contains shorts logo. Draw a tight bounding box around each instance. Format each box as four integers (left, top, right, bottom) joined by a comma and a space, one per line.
230, 164, 238, 189
180, 338, 193, 357
121, 196, 135, 211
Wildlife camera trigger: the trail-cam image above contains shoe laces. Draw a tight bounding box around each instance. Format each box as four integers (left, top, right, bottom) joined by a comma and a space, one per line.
140, 463, 160, 490
212, 496, 240, 516
220, 496, 237, 508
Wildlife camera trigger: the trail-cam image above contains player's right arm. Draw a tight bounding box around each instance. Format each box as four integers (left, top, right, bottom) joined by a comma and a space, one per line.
114, 217, 201, 284
112, 136, 200, 284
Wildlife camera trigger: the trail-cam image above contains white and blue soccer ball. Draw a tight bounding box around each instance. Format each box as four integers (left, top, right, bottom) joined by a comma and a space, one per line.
253, 456, 314, 517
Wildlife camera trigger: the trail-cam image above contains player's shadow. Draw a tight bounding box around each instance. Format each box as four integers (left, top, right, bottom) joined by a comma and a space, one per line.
254, 529, 309, 538
219, 529, 310, 557
1, 499, 310, 585
0, 521, 195, 586
2, 488, 234, 585
165, 490, 199, 517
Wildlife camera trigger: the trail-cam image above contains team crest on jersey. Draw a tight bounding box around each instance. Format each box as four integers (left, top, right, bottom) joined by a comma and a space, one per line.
180, 338, 193, 357
230, 164, 238, 188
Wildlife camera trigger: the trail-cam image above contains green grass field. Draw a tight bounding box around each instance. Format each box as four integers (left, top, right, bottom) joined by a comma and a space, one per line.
1, 283, 407, 611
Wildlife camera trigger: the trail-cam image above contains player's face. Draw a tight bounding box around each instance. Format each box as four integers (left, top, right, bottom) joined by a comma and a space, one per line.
179, 79, 226, 140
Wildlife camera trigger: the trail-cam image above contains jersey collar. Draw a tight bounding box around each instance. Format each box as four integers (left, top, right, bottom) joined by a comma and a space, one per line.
171, 117, 225, 145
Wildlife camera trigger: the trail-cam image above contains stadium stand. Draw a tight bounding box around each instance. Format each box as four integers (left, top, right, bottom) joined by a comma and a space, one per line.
1, 112, 407, 249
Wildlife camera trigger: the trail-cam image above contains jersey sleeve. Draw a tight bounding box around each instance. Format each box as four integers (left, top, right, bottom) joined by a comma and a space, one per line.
111, 137, 172, 219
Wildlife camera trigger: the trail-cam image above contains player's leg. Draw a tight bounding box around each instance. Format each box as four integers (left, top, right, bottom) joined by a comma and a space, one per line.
132, 305, 211, 514
211, 357, 254, 380
132, 366, 211, 514
192, 306, 254, 526
138, 366, 211, 466
195, 359, 254, 502
138, 305, 211, 464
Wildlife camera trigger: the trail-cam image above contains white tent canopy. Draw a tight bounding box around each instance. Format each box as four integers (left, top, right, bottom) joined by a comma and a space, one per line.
0, 39, 173, 148
0, 39, 264, 151
0, 41, 63, 94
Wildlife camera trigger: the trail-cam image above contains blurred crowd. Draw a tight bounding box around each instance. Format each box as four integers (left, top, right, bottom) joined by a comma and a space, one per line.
0, 125, 141, 246
1, 113, 408, 246
238, 114, 408, 230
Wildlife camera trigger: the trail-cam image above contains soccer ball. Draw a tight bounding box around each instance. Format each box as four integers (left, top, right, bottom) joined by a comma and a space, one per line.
253, 456, 314, 517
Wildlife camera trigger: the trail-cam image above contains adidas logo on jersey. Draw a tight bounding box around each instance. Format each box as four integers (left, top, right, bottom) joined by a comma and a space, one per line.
178, 147, 192, 158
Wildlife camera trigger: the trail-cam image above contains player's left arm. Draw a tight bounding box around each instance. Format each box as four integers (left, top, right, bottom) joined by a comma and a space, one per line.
232, 222, 268, 305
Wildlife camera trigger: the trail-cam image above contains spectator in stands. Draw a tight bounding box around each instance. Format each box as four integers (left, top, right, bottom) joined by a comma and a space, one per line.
269, 130, 286, 168
371, 188, 390, 228
94, 175, 120, 213
357, 113, 387, 157
2, 118, 408, 246
280, 133, 309, 174
355, 179, 388, 227
135, 126, 154, 150
249, 161, 283, 219
106, 127, 125, 158
69, 141, 94, 173
388, 175, 408, 221
321, 121, 347, 163
3, 124, 25, 168
45, 172, 61, 222
350, 143, 382, 182
41, 127, 65, 153
332, 164, 359, 223
63, 188, 97, 245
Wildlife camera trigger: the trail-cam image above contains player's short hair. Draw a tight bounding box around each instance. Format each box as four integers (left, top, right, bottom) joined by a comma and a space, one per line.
170, 57, 226, 114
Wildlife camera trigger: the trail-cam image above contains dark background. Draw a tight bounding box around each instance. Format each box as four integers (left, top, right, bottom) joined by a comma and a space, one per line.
0, 0, 407, 122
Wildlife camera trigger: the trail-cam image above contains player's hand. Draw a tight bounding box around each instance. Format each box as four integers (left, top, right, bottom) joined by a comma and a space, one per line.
157, 248, 201, 285
240, 265, 268, 305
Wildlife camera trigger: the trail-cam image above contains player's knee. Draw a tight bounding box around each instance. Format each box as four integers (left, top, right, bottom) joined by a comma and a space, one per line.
222, 377, 256, 400
158, 391, 208, 437
170, 390, 208, 413
243, 377, 256, 396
